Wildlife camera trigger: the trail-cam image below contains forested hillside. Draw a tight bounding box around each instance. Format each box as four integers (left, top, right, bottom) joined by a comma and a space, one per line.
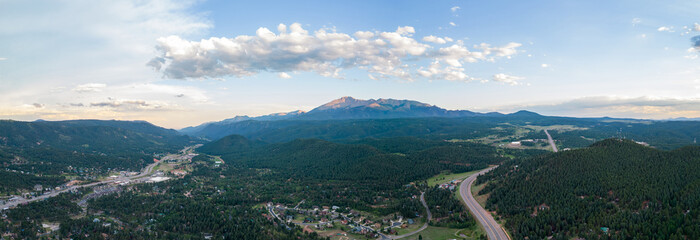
0, 120, 199, 193
182, 114, 700, 150
477, 139, 700, 239
199, 135, 509, 184
0, 120, 196, 155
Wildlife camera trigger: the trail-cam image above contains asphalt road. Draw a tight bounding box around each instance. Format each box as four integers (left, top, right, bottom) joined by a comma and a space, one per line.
544, 129, 558, 152
1, 161, 159, 210
459, 166, 509, 240
383, 191, 432, 239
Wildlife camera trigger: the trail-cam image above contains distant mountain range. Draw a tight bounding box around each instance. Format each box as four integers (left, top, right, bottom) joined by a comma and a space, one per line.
180, 96, 528, 135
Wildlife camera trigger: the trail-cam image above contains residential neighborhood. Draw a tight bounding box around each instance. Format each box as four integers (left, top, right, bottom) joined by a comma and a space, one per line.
265, 201, 423, 239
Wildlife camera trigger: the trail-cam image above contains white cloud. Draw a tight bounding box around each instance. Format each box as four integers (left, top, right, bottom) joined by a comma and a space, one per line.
695, 23, 700, 31
541, 63, 549, 68
422, 35, 452, 44
657, 26, 673, 32
417, 42, 521, 82
152, 23, 522, 82
0, 57, 6, 61
278, 72, 292, 79
492, 73, 524, 85
418, 61, 472, 82
449, 22, 457, 27
632, 18, 641, 26
73, 83, 107, 93
451, 6, 460, 12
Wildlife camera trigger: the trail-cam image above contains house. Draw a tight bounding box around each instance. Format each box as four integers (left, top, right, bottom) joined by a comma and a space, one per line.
171, 170, 187, 177
374, 223, 381, 229
332, 206, 340, 210
407, 219, 414, 224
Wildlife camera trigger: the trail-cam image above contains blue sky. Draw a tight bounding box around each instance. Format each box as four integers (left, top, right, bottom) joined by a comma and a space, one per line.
1, 0, 700, 128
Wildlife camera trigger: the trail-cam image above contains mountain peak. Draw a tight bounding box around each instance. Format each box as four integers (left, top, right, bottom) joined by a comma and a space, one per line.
312, 96, 435, 113
508, 110, 541, 117
315, 96, 365, 111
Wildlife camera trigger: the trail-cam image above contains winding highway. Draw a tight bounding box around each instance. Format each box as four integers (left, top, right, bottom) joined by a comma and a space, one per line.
459, 166, 509, 240
1, 161, 160, 210
544, 129, 558, 152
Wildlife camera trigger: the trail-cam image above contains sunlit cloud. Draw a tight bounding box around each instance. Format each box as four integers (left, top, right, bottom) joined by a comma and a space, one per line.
151, 23, 522, 82
278, 72, 292, 79
492, 73, 524, 86
657, 26, 674, 32
73, 83, 107, 93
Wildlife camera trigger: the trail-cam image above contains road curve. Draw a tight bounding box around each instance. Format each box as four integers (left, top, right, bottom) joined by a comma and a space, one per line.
544, 129, 558, 152
459, 166, 509, 240
384, 191, 432, 239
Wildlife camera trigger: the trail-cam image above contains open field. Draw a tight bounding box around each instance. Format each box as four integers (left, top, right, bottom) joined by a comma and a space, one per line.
427, 170, 480, 186
523, 124, 588, 132
394, 216, 426, 235
470, 182, 489, 208
401, 226, 482, 240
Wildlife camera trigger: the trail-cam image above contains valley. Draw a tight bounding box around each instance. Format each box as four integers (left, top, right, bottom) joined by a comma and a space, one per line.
0, 97, 699, 239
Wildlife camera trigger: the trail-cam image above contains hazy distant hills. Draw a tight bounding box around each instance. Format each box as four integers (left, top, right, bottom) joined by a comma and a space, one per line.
180, 96, 517, 138
0, 119, 197, 155
298, 96, 498, 120
176, 96, 700, 150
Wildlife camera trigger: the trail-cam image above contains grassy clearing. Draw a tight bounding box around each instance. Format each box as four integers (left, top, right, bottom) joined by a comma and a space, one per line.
251, 203, 265, 209
427, 170, 480, 187
394, 216, 426, 235
154, 163, 175, 172
470, 182, 489, 208
468, 181, 513, 239
523, 124, 588, 132
401, 226, 482, 240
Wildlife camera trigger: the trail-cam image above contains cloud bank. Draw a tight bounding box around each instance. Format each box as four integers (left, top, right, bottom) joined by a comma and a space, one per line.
491, 96, 700, 119
150, 23, 522, 82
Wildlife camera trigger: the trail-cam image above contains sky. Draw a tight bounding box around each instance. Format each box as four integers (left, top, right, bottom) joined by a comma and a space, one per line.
1, 0, 700, 129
